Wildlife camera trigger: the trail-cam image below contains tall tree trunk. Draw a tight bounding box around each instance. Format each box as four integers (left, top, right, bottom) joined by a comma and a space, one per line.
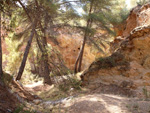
16, 23, 36, 80
41, 36, 52, 85
35, 31, 52, 84
74, 48, 81, 73
36, 34, 52, 85
74, 0, 93, 73
0, 10, 3, 77
34, 0, 52, 85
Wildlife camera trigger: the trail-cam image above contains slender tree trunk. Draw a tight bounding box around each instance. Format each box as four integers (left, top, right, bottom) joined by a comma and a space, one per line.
41, 36, 52, 85
41, 11, 52, 84
34, 0, 52, 84
36, 34, 52, 85
74, 48, 81, 73
16, 23, 36, 80
74, 0, 93, 73
35, 30, 52, 84
0, 10, 3, 77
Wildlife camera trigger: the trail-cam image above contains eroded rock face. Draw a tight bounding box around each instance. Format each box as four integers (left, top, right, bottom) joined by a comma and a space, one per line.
123, 5, 140, 38
57, 35, 95, 70
112, 3, 150, 53
47, 29, 96, 70
123, 3, 150, 37
121, 25, 150, 64
82, 3, 150, 97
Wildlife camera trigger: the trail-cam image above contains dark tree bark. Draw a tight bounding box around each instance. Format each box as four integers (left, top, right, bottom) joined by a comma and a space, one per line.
0, 10, 3, 77
16, 23, 36, 80
74, 0, 93, 73
41, 36, 52, 85
35, 34, 52, 85
16, 0, 52, 84
34, 0, 52, 85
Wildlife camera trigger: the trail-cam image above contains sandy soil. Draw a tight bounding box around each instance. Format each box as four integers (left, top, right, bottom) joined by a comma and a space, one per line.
24, 82, 150, 113
1, 81, 150, 113
61, 94, 150, 113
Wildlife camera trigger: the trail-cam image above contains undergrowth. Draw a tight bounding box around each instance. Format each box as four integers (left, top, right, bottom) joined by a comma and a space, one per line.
89, 52, 129, 70
14, 105, 36, 113
58, 77, 82, 92
2, 72, 13, 86
143, 86, 150, 100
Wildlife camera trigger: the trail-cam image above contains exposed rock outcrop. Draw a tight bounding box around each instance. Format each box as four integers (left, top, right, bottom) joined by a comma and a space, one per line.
81, 3, 150, 97
123, 3, 150, 37
46, 28, 96, 71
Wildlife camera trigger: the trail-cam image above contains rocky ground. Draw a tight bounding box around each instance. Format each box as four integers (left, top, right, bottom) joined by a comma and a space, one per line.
0, 84, 18, 113
1, 79, 150, 113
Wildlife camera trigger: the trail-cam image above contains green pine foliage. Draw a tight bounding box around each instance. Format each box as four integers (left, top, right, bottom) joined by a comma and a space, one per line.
1, 0, 131, 82
137, 0, 150, 5
4, 38, 22, 75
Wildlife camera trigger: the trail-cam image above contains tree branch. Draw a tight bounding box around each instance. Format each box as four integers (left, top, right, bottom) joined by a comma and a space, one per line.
59, 1, 80, 5
17, 0, 32, 22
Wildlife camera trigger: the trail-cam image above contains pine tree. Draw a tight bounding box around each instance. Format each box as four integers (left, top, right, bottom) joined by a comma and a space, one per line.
0, 0, 18, 81
16, 0, 37, 81
0, 7, 2, 77
15, 0, 60, 84
74, 0, 94, 73
74, 0, 124, 73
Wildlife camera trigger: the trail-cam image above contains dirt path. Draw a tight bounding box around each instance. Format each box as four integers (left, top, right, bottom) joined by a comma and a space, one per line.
23, 83, 150, 113
1, 76, 150, 113
59, 94, 150, 113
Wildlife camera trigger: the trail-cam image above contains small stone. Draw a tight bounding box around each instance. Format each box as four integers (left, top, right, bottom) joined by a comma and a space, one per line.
33, 99, 42, 105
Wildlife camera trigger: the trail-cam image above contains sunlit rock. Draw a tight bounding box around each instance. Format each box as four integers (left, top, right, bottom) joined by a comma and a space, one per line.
81, 3, 150, 97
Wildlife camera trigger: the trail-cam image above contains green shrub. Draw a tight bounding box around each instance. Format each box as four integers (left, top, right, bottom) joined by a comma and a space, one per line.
14, 105, 36, 113
143, 86, 150, 100
90, 52, 128, 70
2, 72, 13, 86
58, 77, 82, 92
